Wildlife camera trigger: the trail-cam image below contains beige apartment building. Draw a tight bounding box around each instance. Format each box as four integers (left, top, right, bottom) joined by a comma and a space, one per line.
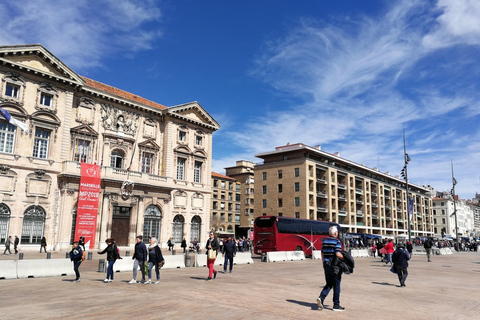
210, 172, 241, 234
254, 143, 434, 237
225, 160, 255, 237
0, 44, 219, 251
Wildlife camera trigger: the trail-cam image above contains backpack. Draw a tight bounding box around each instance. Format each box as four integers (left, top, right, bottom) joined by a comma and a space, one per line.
81, 250, 86, 261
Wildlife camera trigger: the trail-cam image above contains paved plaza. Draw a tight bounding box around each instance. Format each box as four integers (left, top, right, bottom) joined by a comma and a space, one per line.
1, 251, 480, 319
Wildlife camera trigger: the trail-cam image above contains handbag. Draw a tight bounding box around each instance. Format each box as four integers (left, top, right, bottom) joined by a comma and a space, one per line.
208, 249, 217, 260
158, 259, 165, 268
390, 265, 397, 274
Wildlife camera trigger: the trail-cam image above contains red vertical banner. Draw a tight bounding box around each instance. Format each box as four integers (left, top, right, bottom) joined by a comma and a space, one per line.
74, 163, 101, 249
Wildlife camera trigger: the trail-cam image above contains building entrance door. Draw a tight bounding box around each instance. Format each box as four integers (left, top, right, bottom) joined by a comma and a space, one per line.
111, 206, 131, 246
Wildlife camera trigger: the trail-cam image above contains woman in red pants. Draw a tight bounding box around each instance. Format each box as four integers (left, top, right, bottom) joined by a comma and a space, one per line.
205, 232, 219, 280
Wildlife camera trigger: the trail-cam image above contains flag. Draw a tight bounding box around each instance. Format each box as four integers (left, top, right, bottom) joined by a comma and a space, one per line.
0, 107, 29, 133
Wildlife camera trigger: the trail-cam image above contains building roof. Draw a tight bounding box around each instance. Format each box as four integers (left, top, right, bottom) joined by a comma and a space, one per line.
211, 172, 236, 181
82, 77, 168, 111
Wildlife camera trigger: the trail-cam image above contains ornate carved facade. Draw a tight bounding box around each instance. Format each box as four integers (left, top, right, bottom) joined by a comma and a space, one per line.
0, 44, 219, 250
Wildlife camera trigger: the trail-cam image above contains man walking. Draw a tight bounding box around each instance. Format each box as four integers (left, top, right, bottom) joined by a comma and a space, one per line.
14, 236, 19, 254
129, 235, 147, 284
392, 242, 410, 287
3, 235, 12, 255
40, 236, 47, 253
317, 226, 345, 312
222, 236, 237, 273
69, 241, 83, 282
424, 237, 433, 262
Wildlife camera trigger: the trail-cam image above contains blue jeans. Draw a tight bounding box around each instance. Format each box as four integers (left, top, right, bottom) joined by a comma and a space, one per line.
106, 260, 115, 280
73, 260, 82, 279
147, 262, 160, 281
320, 263, 342, 307
223, 254, 234, 272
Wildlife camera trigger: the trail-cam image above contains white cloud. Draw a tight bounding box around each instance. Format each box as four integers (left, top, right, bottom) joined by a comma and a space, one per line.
220, 0, 480, 198
0, 1, 162, 71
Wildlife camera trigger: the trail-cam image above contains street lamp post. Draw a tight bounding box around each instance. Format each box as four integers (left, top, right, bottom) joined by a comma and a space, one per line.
401, 130, 412, 243
451, 161, 459, 251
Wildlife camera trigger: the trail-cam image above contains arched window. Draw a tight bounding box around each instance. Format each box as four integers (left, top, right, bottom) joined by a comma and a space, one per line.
227, 225, 233, 233
110, 150, 124, 168
21, 206, 46, 244
190, 215, 201, 242
0, 203, 11, 243
143, 205, 162, 243
172, 215, 184, 243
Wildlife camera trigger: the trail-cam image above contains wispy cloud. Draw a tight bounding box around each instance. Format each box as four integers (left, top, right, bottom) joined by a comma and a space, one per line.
217, 0, 480, 197
0, 0, 162, 71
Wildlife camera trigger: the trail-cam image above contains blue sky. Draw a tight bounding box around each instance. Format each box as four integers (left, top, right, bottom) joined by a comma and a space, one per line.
1, 0, 479, 199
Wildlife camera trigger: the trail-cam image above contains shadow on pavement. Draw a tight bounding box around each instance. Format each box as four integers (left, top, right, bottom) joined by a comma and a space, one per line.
190, 276, 207, 281
371, 281, 396, 286
285, 299, 320, 310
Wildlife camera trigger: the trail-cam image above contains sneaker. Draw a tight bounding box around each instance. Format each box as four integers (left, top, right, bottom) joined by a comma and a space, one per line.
317, 297, 324, 310
128, 279, 137, 284
229, 270, 232, 273
155, 281, 160, 284
103, 279, 109, 283
145, 280, 151, 285
206, 277, 212, 281
333, 306, 345, 312
108, 279, 113, 282
74, 278, 81, 283
213, 271, 217, 279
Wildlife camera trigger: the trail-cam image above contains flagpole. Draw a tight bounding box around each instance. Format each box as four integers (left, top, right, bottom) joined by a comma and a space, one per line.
451, 160, 459, 251
403, 129, 412, 243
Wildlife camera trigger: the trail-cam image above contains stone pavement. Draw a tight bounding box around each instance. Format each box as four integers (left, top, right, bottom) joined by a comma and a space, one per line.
1, 251, 480, 320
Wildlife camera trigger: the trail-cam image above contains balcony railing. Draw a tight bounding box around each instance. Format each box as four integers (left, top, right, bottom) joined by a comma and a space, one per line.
317, 205, 327, 212
317, 191, 327, 198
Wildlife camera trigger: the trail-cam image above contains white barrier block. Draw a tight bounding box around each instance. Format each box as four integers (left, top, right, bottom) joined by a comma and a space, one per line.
17, 259, 74, 278
112, 259, 135, 272
286, 251, 305, 261
267, 251, 287, 262
162, 255, 185, 269
350, 249, 369, 258
233, 252, 254, 265
312, 250, 322, 260
0, 260, 18, 279
194, 253, 223, 267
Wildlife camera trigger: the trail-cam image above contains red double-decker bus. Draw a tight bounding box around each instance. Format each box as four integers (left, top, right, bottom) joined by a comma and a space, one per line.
254, 216, 343, 256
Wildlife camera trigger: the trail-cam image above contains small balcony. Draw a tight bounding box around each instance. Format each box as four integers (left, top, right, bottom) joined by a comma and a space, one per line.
337, 183, 346, 190
356, 210, 364, 218
317, 175, 327, 184
317, 205, 327, 212
317, 190, 327, 198
355, 188, 364, 195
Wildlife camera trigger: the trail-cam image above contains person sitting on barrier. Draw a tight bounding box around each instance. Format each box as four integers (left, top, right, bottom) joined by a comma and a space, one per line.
167, 237, 174, 251
222, 236, 237, 273
146, 237, 164, 285
69, 241, 83, 282
129, 235, 147, 284
98, 238, 121, 283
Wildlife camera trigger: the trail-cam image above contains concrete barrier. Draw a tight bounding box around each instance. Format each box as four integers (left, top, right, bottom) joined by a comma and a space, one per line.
162, 255, 185, 269
234, 252, 254, 265
194, 254, 223, 267
0, 260, 18, 279
286, 251, 305, 261
350, 249, 369, 258
312, 250, 322, 260
267, 251, 287, 262
17, 259, 74, 278
112, 259, 135, 272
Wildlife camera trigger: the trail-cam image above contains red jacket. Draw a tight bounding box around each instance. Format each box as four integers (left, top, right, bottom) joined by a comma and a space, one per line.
384, 242, 394, 254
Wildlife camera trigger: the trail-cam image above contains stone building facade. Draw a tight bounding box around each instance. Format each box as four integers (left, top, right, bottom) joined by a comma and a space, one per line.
0, 44, 219, 251
254, 143, 434, 237
210, 172, 241, 234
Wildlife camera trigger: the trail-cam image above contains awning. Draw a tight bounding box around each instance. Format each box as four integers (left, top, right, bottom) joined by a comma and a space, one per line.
365, 234, 382, 239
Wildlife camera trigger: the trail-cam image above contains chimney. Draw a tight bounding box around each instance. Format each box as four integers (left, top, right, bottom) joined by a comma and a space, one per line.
334, 152, 340, 157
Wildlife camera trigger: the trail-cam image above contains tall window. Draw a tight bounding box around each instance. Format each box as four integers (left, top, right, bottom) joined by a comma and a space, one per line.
194, 161, 202, 183
0, 122, 15, 153
278, 198, 283, 207
0, 204, 11, 243
278, 184, 283, 193
110, 150, 124, 168
33, 129, 50, 159
262, 199, 267, 208
73, 139, 91, 162
40, 93, 53, 107
295, 182, 300, 192
295, 197, 300, 206
143, 205, 162, 243
21, 206, 46, 244
294, 168, 300, 177
278, 170, 283, 179
195, 135, 203, 146
177, 158, 185, 180
262, 172, 267, 180
262, 185, 267, 194
172, 215, 184, 243
141, 152, 154, 174
178, 130, 186, 142
190, 216, 201, 241
5, 83, 19, 98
